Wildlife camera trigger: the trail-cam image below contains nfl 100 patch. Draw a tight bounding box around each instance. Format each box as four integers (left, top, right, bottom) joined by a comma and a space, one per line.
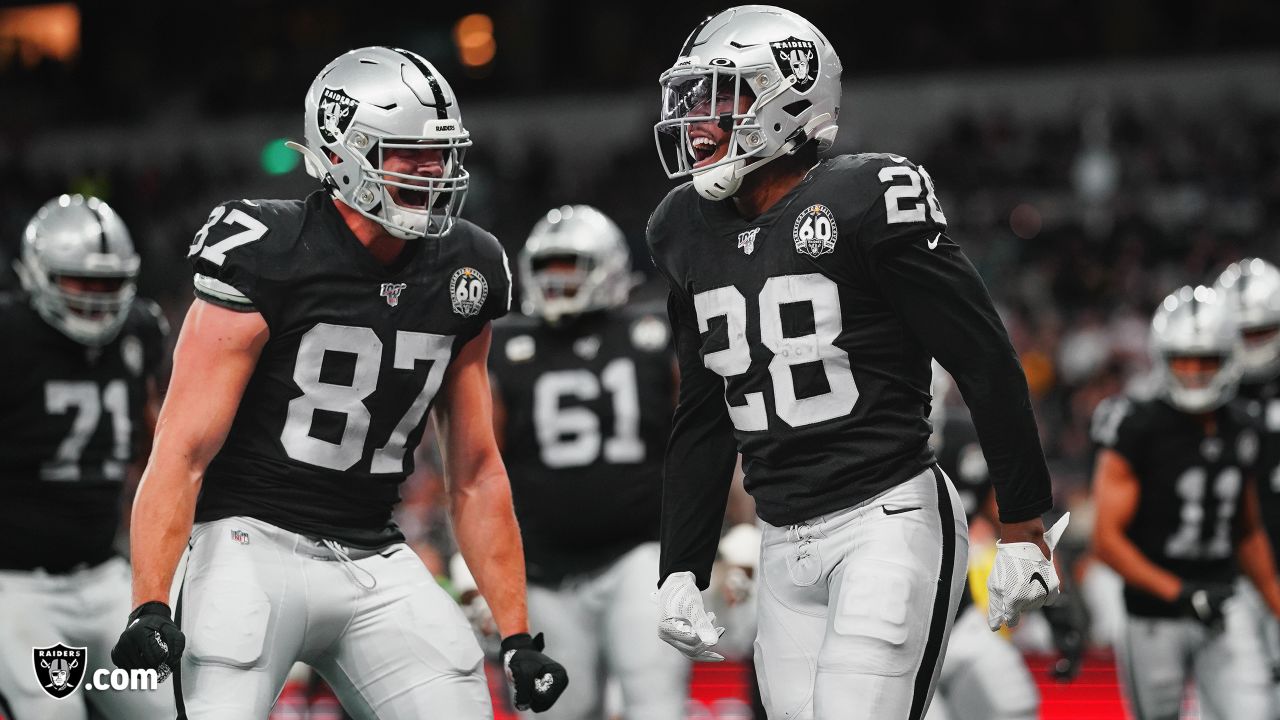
793, 204, 838, 257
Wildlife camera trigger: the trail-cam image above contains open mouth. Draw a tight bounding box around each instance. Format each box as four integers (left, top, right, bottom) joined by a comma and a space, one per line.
690, 134, 721, 168
398, 188, 429, 208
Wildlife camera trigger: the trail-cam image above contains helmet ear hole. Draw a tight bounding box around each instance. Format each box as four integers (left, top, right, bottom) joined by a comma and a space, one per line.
782, 100, 811, 117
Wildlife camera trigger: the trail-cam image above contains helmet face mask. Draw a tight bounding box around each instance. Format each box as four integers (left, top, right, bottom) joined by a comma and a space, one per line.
653, 5, 842, 201
519, 206, 632, 325
14, 195, 139, 347
1150, 286, 1243, 413
1214, 257, 1280, 382
293, 47, 472, 239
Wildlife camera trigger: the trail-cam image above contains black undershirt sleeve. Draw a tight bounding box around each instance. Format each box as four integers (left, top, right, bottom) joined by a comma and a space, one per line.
870, 235, 1053, 523
657, 284, 739, 589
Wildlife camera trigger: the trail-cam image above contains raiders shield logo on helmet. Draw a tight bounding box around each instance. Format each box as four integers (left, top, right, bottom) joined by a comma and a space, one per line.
769, 37, 819, 94
318, 87, 358, 143
33, 644, 87, 699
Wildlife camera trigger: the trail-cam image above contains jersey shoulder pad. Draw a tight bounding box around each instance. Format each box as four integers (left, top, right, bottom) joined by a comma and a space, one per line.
127, 297, 170, 337
489, 313, 541, 368
617, 302, 673, 355
645, 182, 698, 258
827, 153, 949, 256
188, 198, 305, 312
1092, 394, 1158, 451
444, 219, 513, 321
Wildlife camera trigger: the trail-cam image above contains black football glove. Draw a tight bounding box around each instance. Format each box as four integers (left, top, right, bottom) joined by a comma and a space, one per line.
111, 601, 185, 682
501, 632, 568, 712
1175, 582, 1233, 629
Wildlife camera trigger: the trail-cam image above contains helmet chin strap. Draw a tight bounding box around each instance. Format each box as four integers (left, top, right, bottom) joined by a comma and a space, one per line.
690, 113, 833, 202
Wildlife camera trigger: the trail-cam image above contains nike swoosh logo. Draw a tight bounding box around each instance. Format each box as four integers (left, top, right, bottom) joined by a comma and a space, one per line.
378, 548, 403, 558
882, 505, 920, 516
927, 233, 941, 250
1029, 572, 1049, 594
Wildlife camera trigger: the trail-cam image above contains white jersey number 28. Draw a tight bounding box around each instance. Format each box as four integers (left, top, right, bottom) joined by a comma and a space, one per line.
693, 274, 857, 431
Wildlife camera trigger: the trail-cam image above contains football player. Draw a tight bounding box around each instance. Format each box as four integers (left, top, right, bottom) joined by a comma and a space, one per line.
1091, 285, 1280, 720
488, 205, 689, 719
1214, 257, 1280, 703
109, 47, 566, 719
924, 405, 1040, 720
646, 7, 1063, 719
0, 195, 174, 719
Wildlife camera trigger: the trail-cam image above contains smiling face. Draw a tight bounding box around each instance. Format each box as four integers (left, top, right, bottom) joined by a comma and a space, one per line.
686, 87, 756, 169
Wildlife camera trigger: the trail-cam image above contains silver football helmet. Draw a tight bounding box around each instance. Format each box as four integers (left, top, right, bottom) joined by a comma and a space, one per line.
1149, 285, 1243, 413
654, 5, 842, 200
1214, 257, 1280, 382
14, 194, 140, 346
519, 205, 633, 324
287, 46, 471, 239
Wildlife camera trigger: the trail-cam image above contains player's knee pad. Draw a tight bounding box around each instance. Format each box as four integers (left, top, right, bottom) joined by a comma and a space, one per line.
186, 584, 273, 668
826, 559, 928, 677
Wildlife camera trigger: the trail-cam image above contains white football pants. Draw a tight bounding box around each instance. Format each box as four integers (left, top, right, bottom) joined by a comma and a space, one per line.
0, 556, 178, 720
754, 467, 969, 720
1115, 596, 1275, 720
524, 542, 690, 720
922, 604, 1038, 720
177, 515, 490, 720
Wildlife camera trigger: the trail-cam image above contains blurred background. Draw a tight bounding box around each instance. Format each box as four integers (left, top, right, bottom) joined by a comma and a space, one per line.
2, 1, 1278, 718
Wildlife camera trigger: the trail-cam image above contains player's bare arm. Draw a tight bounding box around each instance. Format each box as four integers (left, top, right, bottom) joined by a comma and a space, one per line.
433, 323, 528, 637
131, 299, 268, 607
1234, 477, 1280, 618
1091, 448, 1181, 602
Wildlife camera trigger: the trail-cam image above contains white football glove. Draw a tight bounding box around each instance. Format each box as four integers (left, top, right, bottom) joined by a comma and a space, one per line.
987, 512, 1070, 632
656, 571, 725, 662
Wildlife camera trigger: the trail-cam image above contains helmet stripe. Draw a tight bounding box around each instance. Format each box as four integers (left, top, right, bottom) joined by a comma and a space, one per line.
390, 47, 448, 120
87, 202, 110, 255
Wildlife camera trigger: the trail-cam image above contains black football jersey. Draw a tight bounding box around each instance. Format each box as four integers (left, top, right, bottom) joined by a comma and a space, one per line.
648, 153, 1051, 585
0, 294, 167, 571
1091, 394, 1261, 617
1238, 379, 1280, 563
188, 191, 511, 548
489, 305, 675, 585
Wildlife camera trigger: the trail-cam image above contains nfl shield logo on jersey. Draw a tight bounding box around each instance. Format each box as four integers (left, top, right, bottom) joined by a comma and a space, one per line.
317, 87, 357, 143
450, 267, 489, 317
737, 227, 760, 255
380, 282, 407, 307
769, 37, 820, 93
793, 204, 838, 257
33, 644, 87, 699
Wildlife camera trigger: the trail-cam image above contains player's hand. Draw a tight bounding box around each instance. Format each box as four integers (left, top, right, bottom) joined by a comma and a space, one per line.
1175, 581, 1233, 629
502, 632, 568, 712
988, 513, 1070, 631
656, 571, 726, 661
110, 601, 184, 682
